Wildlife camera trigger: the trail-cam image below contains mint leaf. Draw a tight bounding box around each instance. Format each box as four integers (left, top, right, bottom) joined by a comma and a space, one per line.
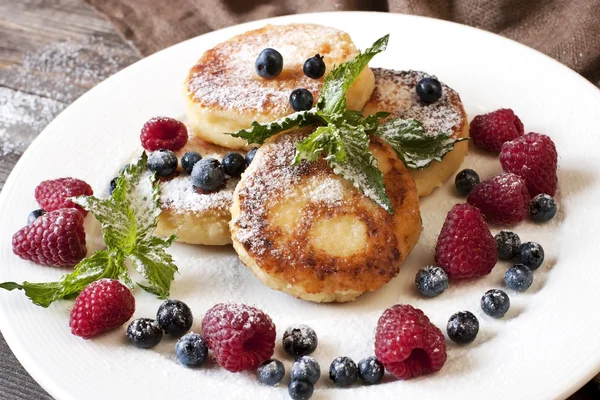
317, 35, 389, 117
293, 125, 347, 165
130, 235, 178, 299
2, 153, 179, 307
230, 110, 319, 145
331, 123, 393, 212
294, 123, 392, 212
374, 118, 467, 170
0, 250, 124, 307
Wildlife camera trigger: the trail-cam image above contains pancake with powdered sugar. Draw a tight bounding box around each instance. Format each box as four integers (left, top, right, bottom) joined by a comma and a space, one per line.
184, 24, 375, 150
362, 69, 469, 197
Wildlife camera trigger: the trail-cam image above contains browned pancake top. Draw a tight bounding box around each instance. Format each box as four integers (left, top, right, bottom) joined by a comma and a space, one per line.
185, 24, 357, 117
368, 69, 467, 138
232, 128, 421, 295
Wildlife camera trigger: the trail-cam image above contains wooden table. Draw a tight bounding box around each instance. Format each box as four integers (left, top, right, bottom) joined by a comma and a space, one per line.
0, 0, 599, 398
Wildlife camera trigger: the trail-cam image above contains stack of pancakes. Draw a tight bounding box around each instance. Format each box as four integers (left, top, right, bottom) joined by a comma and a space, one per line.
156, 23, 469, 302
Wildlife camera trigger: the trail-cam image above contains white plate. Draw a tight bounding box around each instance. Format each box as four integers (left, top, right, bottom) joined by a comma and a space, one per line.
1, 11, 599, 400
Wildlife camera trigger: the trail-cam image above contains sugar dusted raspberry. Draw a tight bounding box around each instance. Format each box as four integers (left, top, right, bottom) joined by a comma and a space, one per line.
69, 279, 135, 339
35, 178, 93, 216
467, 173, 530, 225
435, 204, 498, 279
375, 304, 446, 380
500, 133, 558, 196
470, 109, 524, 153
201, 303, 276, 372
12, 208, 86, 267
140, 117, 188, 152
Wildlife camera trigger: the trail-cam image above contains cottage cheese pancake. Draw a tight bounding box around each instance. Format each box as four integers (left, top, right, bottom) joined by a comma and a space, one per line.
363, 69, 469, 196
230, 128, 422, 303
184, 24, 375, 150
151, 137, 242, 245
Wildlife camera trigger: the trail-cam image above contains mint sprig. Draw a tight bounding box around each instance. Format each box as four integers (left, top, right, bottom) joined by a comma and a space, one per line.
0, 153, 178, 307
227, 34, 464, 213
374, 119, 467, 170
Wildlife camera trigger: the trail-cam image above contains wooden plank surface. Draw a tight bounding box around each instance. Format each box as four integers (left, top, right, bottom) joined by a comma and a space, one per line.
0, 0, 598, 399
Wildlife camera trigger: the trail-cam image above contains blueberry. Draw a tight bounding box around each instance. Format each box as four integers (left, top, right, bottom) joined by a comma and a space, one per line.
447, 311, 479, 344
282, 324, 318, 357
257, 359, 285, 386
126, 318, 163, 348
517, 242, 545, 270
505, 264, 533, 292
190, 158, 226, 192
358, 356, 384, 385
415, 265, 449, 298
181, 151, 202, 174
175, 332, 208, 366
148, 149, 178, 177
290, 88, 314, 112
27, 209, 46, 225
455, 169, 480, 196
255, 48, 283, 79
156, 299, 193, 337
245, 147, 258, 165
329, 356, 358, 387
222, 152, 246, 177
416, 77, 443, 104
288, 380, 313, 400
481, 289, 511, 318
290, 356, 320, 384
303, 54, 325, 79
530, 194, 557, 222
109, 177, 118, 195
495, 230, 522, 260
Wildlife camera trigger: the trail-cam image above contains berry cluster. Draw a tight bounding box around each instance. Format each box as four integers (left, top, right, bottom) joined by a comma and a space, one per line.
13, 178, 93, 268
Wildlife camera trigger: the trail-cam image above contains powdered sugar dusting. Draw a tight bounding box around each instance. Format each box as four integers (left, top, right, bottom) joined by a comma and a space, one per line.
159, 174, 238, 214
186, 24, 355, 115
370, 69, 463, 136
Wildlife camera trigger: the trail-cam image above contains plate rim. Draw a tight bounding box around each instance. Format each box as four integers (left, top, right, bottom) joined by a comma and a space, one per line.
1, 11, 599, 400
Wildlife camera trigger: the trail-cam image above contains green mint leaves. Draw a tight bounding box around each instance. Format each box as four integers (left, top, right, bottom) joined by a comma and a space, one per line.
374, 119, 466, 170
0, 153, 178, 307
227, 33, 463, 214
294, 122, 393, 212
317, 35, 389, 118
231, 110, 320, 145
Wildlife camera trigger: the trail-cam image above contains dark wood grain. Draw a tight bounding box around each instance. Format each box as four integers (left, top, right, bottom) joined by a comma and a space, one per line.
0, 0, 598, 399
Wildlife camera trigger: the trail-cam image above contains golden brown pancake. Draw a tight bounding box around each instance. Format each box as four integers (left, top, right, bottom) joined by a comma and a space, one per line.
230, 128, 422, 302
362, 69, 469, 196
184, 24, 375, 150
152, 137, 242, 245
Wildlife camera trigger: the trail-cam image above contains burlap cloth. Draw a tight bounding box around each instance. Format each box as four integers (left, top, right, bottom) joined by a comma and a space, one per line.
85, 0, 600, 84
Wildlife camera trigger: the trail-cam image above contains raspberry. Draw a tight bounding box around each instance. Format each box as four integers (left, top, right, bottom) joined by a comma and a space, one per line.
435, 204, 497, 279
35, 178, 93, 216
467, 173, 530, 225
140, 117, 188, 152
69, 279, 135, 339
500, 133, 558, 196
470, 109, 524, 153
374, 305, 446, 380
12, 209, 86, 267
201, 303, 276, 372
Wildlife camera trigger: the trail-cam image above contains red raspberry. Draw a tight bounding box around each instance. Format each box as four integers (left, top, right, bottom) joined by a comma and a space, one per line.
35, 177, 93, 216
500, 133, 558, 196
435, 204, 497, 279
470, 109, 524, 153
69, 279, 135, 339
375, 304, 446, 380
467, 173, 530, 225
201, 303, 276, 372
140, 117, 188, 152
12, 208, 86, 267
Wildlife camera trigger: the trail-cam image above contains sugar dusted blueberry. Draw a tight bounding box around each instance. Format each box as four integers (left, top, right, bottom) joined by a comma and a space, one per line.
148, 149, 178, 177
329, 356, 358, 387
518, 242, 545, 270
291, 356, 320, 384
288, 380, 313, 400
282, 324, 318, 357
415, 265, 449, 297
176, 332, 208, 366
156, 299, 193, 337
358, 356, 384, 385
495, 230, 522, 260
447, 311, 479, 344
181, 151, 202, 174
481, 289, 510, 318
530, 194, 557, 222
505, 264, 533, 292
191, 157, 226, 192
127, 318, 163, 349
257, 359, 285, 386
